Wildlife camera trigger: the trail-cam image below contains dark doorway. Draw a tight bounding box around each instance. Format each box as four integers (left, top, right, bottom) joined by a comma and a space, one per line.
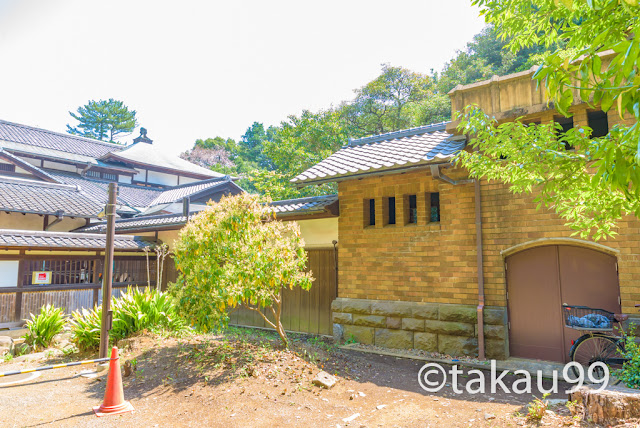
506, 245, 620, 362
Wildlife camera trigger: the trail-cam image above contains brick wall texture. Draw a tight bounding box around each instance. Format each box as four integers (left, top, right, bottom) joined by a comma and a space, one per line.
337, 109, 640, 313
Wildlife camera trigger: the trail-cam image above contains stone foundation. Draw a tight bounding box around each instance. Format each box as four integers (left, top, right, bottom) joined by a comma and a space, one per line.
332, 298, 508, 359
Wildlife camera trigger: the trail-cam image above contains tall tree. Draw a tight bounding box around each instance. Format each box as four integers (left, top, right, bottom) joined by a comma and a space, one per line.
67, 99, 138, 142
456, 0, 640, 239
341, 64, 434, 135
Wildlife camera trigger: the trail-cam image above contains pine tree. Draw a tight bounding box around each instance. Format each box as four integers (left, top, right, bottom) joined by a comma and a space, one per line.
67, 99, 138, 142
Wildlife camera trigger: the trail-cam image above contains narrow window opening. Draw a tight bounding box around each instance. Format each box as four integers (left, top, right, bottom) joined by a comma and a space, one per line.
387, 197, 396, 225
367, 199, 376, 226
102, 172, 117, 181
554, 116, 574, 150
430, 192, 440, 223
87, 170, 100, 178
587, 110, 608, 138
0, 163, 16, 172
408, 195, 417, 224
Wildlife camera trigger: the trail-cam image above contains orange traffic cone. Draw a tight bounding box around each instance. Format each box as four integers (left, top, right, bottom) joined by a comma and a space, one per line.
93, 346, 134, 417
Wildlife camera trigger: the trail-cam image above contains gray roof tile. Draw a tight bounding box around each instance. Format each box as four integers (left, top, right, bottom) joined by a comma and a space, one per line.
77, 194, 339, 233
0, 177, 103, 217
46, 169, 163, 208
147, 177, 233, 206
0, 229, 154, 250
292, 122, 465, 185
0, 119, 123, 158
77, 213, 188, 233
269, 194, 338, 216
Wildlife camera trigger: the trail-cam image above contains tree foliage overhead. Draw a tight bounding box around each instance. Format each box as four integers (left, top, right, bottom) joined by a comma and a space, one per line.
456, 0, 640, 239
171, 194, 313, 347
67, 99, 138, 142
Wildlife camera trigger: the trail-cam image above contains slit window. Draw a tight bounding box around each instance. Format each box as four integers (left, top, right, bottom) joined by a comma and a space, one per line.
102, 172, 117, 181
554, 116, 574, 150
587, 110, 608, 138
430, 192, 440, 222
87, 170, 100, 178
365, 199, 376, 226
408, 195, 417, 224
387, 197, 396, 225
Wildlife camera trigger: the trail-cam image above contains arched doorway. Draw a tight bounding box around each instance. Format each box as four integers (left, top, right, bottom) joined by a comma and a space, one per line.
506, 244, 620, 362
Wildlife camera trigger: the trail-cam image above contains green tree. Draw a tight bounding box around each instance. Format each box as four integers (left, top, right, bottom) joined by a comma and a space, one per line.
240, 122, 276, 170
172, 194, 313, 347
341, 64, 434, 135
435, 25, 547, 94
67, 99, 138, 142
456, 0, 640, 239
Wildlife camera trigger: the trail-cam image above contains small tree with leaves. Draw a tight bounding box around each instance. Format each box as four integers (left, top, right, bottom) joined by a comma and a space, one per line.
67, 99, 138, 142
171, 193, 313, 347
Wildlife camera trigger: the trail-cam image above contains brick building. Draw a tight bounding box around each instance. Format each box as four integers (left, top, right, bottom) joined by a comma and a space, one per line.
293, 65, 638, 363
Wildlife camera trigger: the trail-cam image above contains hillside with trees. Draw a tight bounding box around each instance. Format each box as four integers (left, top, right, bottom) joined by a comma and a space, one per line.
180, 25, 544, 200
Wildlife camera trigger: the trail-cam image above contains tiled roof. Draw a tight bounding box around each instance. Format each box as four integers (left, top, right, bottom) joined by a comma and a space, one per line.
0, 149, 61, 183
0, 119, 123, 158
0, 229, 154, 251
291, 122, 465, 185
0, 177, 103, 217
268, 194, 338, 216
46, 170, 163, 208
77, 213, 188, 233
100, 142, 226, 178
76, 194, 339, 234
147, 177, 234, 206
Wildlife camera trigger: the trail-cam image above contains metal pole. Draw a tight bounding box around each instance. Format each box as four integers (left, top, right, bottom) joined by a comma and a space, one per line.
99, 183, 117, 359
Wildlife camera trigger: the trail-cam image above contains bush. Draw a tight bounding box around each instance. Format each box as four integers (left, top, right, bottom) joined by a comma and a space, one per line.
23, 304, 66, 350
615, 334, 640, 389
69, 287, 186, 350
173, 194, 313, 348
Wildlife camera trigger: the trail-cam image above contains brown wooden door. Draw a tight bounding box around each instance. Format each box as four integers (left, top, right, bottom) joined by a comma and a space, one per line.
557, 246, 620, 359
506, 245, 620, 362
507, 246, 565, 362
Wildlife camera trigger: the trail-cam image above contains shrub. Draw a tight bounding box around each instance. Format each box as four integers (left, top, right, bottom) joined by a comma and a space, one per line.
526, 394, 549, 422
69, 287, 186, 350
615, 334, 640, 389
23, 304, 66, 350
172, 194, 313, 348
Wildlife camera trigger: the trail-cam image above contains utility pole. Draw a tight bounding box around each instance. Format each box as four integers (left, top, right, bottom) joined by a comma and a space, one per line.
99, 183, 117, 359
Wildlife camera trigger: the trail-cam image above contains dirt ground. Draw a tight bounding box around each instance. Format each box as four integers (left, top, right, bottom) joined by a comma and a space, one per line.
0, 328, 616, 427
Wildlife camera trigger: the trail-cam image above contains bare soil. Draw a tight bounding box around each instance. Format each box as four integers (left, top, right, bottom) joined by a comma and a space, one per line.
0, 328, 616, 427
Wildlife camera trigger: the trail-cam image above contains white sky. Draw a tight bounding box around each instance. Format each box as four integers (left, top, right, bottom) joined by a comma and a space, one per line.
0, 0, 485, 155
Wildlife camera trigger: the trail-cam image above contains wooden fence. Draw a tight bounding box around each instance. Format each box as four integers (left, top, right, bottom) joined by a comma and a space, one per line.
228, 249, 337, 336
1, 249, 338, 336
0, 256, 158, 326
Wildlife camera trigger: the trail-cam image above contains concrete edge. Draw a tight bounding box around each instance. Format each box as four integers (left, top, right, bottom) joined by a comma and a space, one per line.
338, 344, 572, 382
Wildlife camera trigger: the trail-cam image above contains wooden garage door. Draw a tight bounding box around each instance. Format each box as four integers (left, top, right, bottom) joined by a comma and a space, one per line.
229, 249, 337, 335
506, 245, 619, 362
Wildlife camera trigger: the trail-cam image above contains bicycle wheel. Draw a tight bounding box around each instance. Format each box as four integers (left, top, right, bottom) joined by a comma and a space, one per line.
569, 334, 623, 380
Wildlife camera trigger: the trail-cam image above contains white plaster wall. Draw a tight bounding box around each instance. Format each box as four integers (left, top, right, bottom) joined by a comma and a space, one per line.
295, 218, 338, 249
147, 170, 179, 187
42, 160, 79, 173
0, 212, 87, 232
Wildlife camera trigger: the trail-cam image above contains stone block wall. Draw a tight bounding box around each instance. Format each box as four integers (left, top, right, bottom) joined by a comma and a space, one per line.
332, 298, 508, 359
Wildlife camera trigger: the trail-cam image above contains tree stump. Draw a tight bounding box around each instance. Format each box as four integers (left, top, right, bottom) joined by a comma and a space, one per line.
570, 385, 640, 425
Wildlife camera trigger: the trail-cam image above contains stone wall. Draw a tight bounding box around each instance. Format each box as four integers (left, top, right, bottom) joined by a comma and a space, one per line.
332, 298, 508, 359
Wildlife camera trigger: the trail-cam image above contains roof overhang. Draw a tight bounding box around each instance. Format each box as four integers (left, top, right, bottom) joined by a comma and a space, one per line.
294, 159, 454, 188
0, 229, 155, 251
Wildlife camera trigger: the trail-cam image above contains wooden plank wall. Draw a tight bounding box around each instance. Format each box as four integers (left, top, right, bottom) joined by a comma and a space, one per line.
229, 249, 337, 335
0, 256, 158, 324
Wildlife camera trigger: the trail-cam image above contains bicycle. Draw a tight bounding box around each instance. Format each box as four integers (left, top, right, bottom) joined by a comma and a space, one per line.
563, 304, 633, 379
